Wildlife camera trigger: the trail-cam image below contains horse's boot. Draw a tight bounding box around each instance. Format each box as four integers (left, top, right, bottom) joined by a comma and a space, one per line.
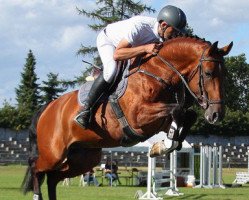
74, 73, 110, 129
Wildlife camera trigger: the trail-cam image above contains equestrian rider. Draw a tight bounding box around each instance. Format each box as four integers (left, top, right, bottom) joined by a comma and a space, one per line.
74, 5, 187, 129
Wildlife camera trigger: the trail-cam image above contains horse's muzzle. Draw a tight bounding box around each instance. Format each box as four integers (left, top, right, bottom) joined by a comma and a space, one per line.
204, 104, 225, 124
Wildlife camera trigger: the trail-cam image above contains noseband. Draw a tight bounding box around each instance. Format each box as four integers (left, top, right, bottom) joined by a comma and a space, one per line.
138, 46, 224, 109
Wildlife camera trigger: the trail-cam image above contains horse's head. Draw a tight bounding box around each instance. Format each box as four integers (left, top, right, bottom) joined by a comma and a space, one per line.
187, 40, 233, 124
155, 37, 233, 124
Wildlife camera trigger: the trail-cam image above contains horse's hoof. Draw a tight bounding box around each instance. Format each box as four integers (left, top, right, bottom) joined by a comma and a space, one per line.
150, 141, 166, 157
150, 140, 181, 157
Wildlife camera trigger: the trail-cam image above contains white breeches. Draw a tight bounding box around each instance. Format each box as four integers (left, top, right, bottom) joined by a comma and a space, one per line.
96, 30, 117, 83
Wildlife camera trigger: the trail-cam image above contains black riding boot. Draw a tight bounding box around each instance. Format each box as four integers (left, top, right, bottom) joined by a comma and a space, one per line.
74, 73, 110, 129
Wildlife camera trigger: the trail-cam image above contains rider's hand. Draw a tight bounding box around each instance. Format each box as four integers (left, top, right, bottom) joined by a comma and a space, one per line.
144, 43, 163, 55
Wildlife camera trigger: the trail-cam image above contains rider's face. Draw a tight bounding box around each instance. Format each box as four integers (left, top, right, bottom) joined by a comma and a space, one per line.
164, 26, 178, 39
159, 22, 179, 40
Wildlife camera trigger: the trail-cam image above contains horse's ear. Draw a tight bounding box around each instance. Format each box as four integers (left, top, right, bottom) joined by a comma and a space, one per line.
207, 41, 219, 55
218, 41, 233, 56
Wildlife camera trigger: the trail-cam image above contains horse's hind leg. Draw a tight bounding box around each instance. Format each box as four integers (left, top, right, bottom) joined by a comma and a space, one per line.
32, 172, 45, 200
30, 160, 46, 200
21, 157, 45, 200
46, 147, 102, 200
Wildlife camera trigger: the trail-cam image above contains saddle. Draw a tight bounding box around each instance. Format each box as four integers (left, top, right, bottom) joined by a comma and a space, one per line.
78, 59, 151, 147
78, 61, 130, 106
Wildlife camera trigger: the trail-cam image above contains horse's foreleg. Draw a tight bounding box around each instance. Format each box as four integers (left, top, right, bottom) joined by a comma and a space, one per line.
47, 172, 62, 200
150, 109, 197, 157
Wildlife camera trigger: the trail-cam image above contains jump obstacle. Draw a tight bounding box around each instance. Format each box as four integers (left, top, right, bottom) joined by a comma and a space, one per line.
135, 148, 183, 200
194, 145, 225, 189
233, 151, 249, 184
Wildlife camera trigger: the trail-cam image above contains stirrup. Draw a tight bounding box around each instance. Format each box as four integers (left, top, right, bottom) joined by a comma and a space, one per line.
74, 110, 91, 129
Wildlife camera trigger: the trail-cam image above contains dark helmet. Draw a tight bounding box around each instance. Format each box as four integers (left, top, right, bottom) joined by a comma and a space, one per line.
157, 5, 187, 32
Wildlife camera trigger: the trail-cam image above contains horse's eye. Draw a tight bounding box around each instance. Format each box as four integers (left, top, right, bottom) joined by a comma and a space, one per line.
205, 71, 213, 78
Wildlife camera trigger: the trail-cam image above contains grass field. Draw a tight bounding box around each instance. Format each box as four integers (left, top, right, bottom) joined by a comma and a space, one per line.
0, 165, 249, 200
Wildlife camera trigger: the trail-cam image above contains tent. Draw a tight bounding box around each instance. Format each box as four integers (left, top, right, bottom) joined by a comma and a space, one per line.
135, 131, 193, 152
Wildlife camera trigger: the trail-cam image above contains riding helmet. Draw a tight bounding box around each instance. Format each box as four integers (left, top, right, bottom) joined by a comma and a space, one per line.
157, 5, 187, 32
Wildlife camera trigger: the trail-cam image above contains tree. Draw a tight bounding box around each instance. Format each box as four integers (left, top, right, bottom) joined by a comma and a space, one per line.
40, 73, 67, 104
15, 50, 40, 130
0, 100, 18, 129
224, 54, 249, 112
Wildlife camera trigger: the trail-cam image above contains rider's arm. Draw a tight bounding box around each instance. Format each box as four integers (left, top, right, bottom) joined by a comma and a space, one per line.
113, 39, 162, 61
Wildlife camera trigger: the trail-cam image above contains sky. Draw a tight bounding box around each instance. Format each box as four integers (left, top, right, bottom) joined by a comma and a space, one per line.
0, 0, 249, 107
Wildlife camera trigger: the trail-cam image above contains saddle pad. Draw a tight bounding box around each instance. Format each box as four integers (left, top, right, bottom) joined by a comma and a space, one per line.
77, 65, 129, 106
78, 81, 94, 106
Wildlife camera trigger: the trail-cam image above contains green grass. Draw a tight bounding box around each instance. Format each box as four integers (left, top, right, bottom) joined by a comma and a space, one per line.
1, 165, 249, 200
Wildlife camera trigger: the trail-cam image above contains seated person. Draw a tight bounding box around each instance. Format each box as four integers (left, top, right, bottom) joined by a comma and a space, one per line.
104, 159, 119, 186
83, 168, 101, 186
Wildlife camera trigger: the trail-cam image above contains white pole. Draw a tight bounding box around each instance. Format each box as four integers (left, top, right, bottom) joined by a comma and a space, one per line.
248, 151, 249, 173
173, 150, 177, 190
170, 152, 173, 189
110, 151, 113, 187
213, 147, 217, 186
138, 148, 162, 200
200, 145, 203, 187
208, 146, 212, 187
146, 155, 152, 198
218, 146, 222, 185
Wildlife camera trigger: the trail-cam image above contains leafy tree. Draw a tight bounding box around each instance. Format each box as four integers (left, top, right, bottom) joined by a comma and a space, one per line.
40, 73, 67, 104
0, 100, 18, 129
191, 106, 249, 136
15, 50, 40, 130
224, 54, 249, 112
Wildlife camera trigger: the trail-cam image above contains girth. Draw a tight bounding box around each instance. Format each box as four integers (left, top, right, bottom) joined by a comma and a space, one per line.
109, 96, 150, 147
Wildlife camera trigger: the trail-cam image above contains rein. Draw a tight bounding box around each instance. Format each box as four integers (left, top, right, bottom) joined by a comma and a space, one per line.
137, 46, 224, 109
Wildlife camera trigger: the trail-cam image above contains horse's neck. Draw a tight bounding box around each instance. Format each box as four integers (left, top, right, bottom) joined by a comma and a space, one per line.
118, 62, 177, 132
117, 40, 203, 133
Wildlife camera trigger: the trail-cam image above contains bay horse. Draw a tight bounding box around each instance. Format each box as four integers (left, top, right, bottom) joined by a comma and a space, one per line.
21, 36, 232, 200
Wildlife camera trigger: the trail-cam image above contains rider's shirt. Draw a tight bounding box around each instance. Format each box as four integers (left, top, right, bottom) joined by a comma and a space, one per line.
105, 16, 162, 47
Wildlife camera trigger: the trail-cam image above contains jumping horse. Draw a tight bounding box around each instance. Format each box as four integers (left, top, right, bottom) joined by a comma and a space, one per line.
21, 36, 232, 200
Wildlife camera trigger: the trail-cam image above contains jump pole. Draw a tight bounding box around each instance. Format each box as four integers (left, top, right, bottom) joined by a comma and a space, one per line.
165, 150, 183, 196
136, 147, 162, 200
194, 145, 225, 189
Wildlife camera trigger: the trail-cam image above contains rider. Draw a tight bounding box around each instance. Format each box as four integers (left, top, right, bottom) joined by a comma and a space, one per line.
74, 5, 187, 129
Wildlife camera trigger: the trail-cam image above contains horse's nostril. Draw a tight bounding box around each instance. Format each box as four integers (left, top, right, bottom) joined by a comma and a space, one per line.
213, 112, 219, 122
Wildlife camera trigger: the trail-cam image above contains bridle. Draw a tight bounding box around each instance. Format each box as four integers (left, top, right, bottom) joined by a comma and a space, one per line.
137, 45, 224, 109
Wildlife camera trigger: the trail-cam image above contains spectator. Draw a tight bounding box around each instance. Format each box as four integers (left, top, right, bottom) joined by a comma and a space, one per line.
84, 168, 101, 186
104, 159, 119, 186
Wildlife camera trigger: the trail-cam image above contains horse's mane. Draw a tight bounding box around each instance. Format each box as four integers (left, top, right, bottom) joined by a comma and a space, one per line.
165, 33, 212, 46
131, 34, 212, 68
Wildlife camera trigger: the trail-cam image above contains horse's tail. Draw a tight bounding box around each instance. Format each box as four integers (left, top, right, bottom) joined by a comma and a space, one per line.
21, 103, 49, 194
